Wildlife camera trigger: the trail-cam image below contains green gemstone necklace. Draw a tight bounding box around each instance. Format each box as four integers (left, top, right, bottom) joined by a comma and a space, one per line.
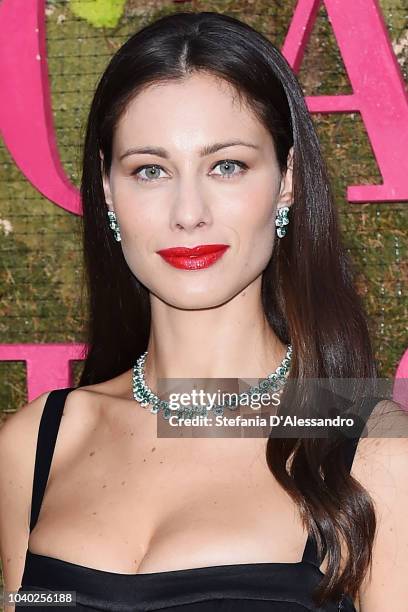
132, 344, 292, 421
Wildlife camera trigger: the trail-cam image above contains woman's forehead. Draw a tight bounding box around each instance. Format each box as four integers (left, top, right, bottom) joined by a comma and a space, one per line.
112, 76, 272, 158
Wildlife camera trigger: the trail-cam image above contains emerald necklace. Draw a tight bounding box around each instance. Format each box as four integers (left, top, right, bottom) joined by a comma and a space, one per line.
132, 344, 292, 421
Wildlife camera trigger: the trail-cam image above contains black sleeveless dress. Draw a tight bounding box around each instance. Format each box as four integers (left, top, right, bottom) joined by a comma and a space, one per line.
15, 387, 378, 611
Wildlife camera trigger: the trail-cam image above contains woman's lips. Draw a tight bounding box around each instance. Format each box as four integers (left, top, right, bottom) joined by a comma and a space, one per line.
156, 244, 229, 270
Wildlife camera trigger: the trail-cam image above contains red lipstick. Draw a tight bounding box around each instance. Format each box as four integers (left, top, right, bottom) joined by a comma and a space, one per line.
156, 244, 229, 270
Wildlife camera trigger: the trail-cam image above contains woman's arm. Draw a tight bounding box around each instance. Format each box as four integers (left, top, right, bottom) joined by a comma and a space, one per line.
352, 400, 408, 611
0, 392, 51, 611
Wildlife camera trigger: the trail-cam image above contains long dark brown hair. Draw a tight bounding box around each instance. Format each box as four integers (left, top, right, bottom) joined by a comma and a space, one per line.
78, 11, 378, 606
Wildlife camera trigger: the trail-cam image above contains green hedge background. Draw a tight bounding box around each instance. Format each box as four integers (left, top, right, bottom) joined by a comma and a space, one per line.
0, 0, 407, 594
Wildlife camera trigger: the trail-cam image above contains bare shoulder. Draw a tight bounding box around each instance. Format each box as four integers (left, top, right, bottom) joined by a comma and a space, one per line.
0, 391, 53, 600
351, 399, 408, 611
0, 390, 55, 503
0, 386, 101, 598
0, 375, 131, 594
0, 387, 101, 460
351, 398, 408, 499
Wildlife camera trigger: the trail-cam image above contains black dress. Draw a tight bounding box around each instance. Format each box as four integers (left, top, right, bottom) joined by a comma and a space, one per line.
15, 387, 379, 611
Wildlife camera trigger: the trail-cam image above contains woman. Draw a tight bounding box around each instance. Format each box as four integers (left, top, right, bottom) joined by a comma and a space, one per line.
1, 10, 407, 612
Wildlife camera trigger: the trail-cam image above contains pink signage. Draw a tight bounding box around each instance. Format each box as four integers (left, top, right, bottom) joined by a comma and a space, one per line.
0, 0, 80, 214
0, 344, 86, 403
0, 0, 406, 400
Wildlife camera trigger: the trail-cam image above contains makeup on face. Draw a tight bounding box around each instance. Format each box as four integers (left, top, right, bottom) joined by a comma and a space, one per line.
156, 244, 230, 270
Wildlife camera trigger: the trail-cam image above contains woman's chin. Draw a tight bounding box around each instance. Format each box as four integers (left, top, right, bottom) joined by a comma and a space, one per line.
154, 289, 234, 310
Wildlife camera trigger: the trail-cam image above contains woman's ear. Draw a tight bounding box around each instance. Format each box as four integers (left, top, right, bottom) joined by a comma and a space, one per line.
99, 150, 113, 209
278, 146, 294, 208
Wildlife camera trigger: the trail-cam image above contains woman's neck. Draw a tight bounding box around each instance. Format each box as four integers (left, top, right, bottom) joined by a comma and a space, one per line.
145, 283, 288, 383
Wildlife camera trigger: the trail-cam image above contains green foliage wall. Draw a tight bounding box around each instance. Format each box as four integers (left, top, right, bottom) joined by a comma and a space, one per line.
0, 0, 407, 421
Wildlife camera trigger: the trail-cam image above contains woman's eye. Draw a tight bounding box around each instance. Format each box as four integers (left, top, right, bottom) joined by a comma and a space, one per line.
131, 159, 248, 183
131, 164, 167, 182
210, 160, 248, 179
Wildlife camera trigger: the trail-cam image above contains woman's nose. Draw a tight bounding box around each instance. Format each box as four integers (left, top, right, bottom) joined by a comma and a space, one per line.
169, 182, 212, 232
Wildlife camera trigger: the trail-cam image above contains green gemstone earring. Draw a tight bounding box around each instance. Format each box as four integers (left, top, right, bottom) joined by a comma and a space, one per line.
107, 210, 121, 242
275, 206, 290, 238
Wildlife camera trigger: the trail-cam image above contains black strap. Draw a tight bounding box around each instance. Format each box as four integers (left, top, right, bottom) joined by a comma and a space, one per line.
301, 394, 382, 566
29, 387, 75, 533
302, 532, 324, 565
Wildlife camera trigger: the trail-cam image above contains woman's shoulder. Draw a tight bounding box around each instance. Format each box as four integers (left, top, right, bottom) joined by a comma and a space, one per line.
59, 370, 134, 438
350, 397, 408, 533
0, 371, 132, 468
352, 397, 408, 468
358, 396, 408, 440
0, 390, 55, 465
350, 399, 408, 608
0, 391, 58, 594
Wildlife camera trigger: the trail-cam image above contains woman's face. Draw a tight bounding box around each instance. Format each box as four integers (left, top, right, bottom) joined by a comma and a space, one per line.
102, 72, 293, 309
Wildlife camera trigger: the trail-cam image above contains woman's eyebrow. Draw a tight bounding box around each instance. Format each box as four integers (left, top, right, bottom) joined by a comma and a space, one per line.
119, 139, 260, 161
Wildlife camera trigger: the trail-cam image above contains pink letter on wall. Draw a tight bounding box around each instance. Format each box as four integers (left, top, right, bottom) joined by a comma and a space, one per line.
283, 0, 408, 202
394, 350, 408, 410
0, 0, 81, 214
0, 344, 86, 403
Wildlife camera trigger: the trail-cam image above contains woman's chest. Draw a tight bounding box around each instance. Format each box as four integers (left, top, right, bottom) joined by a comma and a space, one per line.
28, 421, 309, 574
